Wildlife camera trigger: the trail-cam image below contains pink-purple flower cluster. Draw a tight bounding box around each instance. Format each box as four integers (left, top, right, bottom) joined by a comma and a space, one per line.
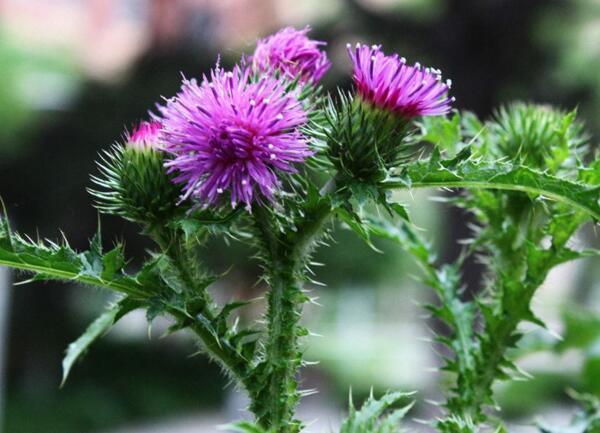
158, 65, 312, 209
252, 26, 331, 84
156, 28, 453, 209
348, 43, 453, 118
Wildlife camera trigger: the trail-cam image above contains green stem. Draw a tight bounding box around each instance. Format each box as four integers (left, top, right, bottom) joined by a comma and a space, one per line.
251, 194, 333, 433
150, 227, 249, 384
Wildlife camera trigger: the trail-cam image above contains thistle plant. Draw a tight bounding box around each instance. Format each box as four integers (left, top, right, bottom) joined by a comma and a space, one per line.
2, 27, 600, 433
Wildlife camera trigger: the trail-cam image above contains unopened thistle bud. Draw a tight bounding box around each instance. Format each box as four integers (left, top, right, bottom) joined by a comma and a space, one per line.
89, 121, 182, 225
486, 103, 587, 174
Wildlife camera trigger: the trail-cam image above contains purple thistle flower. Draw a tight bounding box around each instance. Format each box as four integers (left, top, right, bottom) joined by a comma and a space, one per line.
158, 65, 312, 209
347, 43, 454, 118
126, 121, 163, 150
252, 26, 331, 84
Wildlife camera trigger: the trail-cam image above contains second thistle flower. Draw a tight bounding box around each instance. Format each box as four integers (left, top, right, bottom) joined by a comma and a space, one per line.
252, 26, 331, 84
323, 43, 454, 183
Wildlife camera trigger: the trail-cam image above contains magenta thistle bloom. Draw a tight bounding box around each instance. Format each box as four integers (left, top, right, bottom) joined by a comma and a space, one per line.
347, 43, 454, 118
126, 121, 163, 150
252, 26, 331, 84
158, 65, 311, 208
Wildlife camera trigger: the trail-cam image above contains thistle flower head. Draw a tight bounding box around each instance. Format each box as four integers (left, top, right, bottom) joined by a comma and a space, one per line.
159, 65, 312, 209
347, 43, 453, 118
126, 121, 162, 150
252, 26, 331, 84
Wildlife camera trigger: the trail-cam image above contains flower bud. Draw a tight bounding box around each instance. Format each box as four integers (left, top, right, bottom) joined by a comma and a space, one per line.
90, 121, 183, 225
252, 26, 331, 85
485, 103, 587, 174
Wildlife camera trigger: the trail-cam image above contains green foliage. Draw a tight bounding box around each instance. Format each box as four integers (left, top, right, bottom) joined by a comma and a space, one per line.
538, 392, 600, 433
339, 391, 414, 433
383, 147, 600, 220
223, 421, 273, 433
0, 216, 149, 298
3, 98, 600, 433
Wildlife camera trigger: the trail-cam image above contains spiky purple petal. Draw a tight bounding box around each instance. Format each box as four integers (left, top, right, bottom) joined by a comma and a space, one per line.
252, 26, 331, 84
126, 121, 162, 150
347, 43, 453, 118
158, 65, 312, 209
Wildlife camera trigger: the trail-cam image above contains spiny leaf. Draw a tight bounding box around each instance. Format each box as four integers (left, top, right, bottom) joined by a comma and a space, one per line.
0, 220, 149, 298
62, 297, 141, 386
340, 391, 415, 433
221, 421, 272, 433
383, 158, 600, 220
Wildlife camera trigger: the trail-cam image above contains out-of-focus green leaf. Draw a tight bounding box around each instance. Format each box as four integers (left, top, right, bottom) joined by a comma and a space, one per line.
557, 306, 600, 352
339, 391, 414, 433
61, 297, 141, 386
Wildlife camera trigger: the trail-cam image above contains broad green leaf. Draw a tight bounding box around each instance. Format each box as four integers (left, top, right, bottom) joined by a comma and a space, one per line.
61, 297, 140, 385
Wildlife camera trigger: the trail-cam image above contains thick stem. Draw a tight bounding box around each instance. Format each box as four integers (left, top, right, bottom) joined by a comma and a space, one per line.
251, 195, 333, 433
254, 265, 304, 433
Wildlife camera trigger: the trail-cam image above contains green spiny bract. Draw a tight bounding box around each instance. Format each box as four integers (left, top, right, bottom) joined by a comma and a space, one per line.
89, 144, 183, 226
318, 92, 416, 184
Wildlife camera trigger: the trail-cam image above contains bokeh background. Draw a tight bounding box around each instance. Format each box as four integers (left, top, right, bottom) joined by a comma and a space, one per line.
1, 0, 600, 432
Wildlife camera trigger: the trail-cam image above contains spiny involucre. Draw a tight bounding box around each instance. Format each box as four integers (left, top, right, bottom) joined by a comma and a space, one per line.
158, 64, 313, 209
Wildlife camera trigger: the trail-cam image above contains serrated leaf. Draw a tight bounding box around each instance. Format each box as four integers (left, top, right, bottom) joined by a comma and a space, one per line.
62, 297, 141, 385
0, 214, 150, 298
383, 159, 600, 220
340, 391, 414, 433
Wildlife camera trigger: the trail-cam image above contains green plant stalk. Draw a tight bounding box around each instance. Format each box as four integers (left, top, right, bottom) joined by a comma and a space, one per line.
446, 204, 587, 426
251, 194, 333, 433
150, 228, 250, 383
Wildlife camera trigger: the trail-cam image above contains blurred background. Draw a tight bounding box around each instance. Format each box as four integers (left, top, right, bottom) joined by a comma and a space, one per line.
1, 0, 600, 432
